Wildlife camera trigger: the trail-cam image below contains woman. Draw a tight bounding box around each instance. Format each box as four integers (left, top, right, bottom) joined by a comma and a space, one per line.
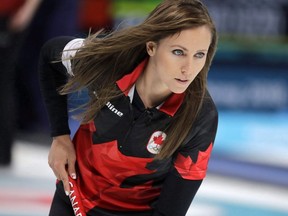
39, 0, 218, 215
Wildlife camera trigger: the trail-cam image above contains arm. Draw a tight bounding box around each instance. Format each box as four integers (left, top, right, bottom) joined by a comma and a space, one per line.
38, 36, 84, 195
153, 171, 202, 216
39, 36, 74, 136
153, 94, 218, 216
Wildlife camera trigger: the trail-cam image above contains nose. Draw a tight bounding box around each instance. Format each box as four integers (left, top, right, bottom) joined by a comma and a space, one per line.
181, 61, 193, 76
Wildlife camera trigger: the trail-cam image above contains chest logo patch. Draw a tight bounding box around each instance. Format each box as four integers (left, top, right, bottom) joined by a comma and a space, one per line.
106, 101, 123, 117
147, 131, 167, 154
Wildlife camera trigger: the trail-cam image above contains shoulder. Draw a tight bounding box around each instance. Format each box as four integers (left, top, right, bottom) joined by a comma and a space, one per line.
180, 89, 218, 150
172, 90, 218, 180
40, 36, 80, 61
61, 38, 85, 76
197, 90, 218, 125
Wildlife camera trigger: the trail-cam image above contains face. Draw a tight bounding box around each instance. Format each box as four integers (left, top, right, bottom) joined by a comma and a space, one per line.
146, 25, 212, 95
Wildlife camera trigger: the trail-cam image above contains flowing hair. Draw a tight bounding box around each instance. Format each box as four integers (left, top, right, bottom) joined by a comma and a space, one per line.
61, 0, 218, 159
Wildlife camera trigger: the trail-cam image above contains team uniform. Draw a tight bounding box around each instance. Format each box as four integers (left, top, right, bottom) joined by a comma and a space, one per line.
39, 37, 218, 216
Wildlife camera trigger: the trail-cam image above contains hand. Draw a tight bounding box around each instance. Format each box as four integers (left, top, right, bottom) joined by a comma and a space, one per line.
48, 134, 77, 196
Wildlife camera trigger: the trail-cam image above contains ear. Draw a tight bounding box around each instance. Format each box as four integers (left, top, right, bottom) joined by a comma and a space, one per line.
146, 41, 157, 56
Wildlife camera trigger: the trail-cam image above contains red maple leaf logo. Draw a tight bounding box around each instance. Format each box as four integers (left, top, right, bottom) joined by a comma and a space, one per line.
174, 142, 213, 180
153, 135, 163, 145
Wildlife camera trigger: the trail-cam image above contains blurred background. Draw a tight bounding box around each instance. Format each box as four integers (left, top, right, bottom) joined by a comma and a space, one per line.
0, 0, 287, 215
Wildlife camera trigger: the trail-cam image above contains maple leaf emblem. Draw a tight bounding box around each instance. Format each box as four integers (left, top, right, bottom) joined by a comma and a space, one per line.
153, 135, 163, 145
147, 131, 167, 154
174, 142, 213, 180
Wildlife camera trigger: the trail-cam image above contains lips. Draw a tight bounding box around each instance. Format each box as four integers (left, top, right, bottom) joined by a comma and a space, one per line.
175, 78, 189, 83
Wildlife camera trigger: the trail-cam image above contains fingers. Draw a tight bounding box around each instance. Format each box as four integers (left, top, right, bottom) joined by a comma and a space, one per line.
63, 157, 77, 196
68, 155, 77, 180
48, 135, 77, 196
50, 160, 77, 196
51, 161, 70, 196
60, 173, 70, 196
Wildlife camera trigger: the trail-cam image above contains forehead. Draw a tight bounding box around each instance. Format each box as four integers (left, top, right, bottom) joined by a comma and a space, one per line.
159, 26, 212, 49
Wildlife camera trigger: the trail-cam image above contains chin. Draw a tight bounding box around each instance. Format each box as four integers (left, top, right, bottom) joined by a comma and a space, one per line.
171, 89, 186, 94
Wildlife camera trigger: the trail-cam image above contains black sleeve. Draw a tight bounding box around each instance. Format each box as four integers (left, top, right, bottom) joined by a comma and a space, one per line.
153, 92, 218, 216
38, 36, 76, 137
152, 170, 202, 216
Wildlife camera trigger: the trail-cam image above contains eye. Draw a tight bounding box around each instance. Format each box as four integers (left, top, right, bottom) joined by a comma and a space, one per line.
194, 52, 206, 58
172, 49, 184, 56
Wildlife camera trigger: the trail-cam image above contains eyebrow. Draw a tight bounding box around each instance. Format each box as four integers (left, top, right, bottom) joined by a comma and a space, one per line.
171, 45, 208, 52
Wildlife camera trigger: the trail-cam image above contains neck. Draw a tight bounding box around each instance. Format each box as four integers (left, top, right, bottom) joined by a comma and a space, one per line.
135, 60, 171, 108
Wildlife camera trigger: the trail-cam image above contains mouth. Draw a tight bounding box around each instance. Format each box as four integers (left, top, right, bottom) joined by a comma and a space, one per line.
175, 78, 189, 83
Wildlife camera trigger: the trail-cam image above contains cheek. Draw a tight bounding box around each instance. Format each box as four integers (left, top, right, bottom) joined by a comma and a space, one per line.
154, 53, 175, 75
195, 59, 207, 73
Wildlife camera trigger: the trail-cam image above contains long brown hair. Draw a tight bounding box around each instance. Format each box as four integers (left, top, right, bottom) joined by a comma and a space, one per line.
61, 0, 218, 159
